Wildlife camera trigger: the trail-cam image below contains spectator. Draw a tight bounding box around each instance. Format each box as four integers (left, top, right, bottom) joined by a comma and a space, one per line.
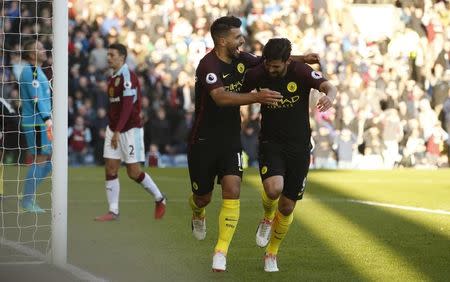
3, 0, 448, 169
68, 115, 93, 166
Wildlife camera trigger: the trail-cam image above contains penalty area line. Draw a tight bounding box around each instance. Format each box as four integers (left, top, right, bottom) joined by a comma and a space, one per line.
345, 199, 450, 215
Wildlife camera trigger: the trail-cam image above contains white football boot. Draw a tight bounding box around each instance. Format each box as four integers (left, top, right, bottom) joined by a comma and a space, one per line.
191, 216, 206, 240
212, 251, 226, 272
264, 253, 279, 272
256, 219, 272, 247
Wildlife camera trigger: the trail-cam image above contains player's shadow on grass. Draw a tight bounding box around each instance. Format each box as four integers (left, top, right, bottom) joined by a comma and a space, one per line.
241, 178, 365, 280
307, 179, 449, 281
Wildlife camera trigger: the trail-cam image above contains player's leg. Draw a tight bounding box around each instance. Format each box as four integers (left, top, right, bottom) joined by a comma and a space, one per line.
264, 151, 309, 272
123, 128, 166, 219
212, 150, 243, 272
126, 162, 166, 219
256, 143, 284, 247
264, 195, 295, 272
22, 154, 51, 213
187, 142, 216, 240
95, 126, 121, 221
22, 126, 52, 213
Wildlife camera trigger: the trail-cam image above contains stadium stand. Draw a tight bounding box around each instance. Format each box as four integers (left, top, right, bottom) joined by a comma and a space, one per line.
1, 0, 449, 168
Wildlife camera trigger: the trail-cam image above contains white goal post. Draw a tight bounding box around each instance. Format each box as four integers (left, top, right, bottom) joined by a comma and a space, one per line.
51, 0, 68, 266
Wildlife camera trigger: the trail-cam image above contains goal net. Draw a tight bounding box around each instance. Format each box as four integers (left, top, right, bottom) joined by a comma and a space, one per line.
0, 0, 67, 265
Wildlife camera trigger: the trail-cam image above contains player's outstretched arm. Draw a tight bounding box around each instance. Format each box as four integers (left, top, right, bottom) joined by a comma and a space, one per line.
210, 87, 282, 106
291, 53, 320, 65
316, 81, 337, 112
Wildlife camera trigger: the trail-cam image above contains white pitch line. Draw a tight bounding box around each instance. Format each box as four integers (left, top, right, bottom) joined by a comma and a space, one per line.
345, 199, 450, 215
68, 197, 450, 216
0, 238, 108, 281
0, 261, 45, 265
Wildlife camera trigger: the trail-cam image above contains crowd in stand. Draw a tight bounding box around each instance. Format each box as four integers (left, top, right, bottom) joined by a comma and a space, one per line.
1, 0, 449, 169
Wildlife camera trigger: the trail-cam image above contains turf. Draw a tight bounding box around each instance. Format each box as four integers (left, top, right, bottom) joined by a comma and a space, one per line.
2, 167, 450, 281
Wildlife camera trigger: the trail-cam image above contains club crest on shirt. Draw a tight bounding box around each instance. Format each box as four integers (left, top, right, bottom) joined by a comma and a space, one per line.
237, 63, 245, 74
31, 79, 40, 88
114, 77, 120, 87
206, 73, 217, 84
287, 82, 297, 93
108, 87, 114, 97
261, 166, 268, 175
311, 71, 323, 79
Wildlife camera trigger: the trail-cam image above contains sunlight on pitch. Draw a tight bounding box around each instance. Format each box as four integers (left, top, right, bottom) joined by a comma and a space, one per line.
310, 171, 450, 237
244, 174, 426, 281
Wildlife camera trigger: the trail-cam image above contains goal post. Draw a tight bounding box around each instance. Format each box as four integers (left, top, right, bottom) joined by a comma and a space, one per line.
51, 0, 68, 266
0, 0, 68, 266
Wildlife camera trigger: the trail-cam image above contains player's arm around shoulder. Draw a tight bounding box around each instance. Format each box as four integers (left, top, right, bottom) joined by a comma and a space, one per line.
210, 67, 282, 107
210, 87, 281, 107
210, 87, 282, 107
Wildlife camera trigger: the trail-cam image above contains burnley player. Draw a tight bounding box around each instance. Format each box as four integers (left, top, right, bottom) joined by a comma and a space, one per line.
242, 38, 337, 272
188, 16, 319, 272
95, 43, 166, 221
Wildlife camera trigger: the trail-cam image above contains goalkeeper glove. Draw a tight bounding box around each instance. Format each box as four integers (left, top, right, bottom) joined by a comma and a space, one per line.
45, 119, 53, 141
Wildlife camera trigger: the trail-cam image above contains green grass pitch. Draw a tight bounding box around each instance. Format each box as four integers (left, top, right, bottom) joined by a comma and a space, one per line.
2, 167, 450, 281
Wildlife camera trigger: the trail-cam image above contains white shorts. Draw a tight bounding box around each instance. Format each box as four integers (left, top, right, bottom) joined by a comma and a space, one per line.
103, 126, 145, 163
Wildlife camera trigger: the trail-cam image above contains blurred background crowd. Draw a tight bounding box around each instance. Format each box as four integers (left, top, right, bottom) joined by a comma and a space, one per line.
0, 0, 449, 169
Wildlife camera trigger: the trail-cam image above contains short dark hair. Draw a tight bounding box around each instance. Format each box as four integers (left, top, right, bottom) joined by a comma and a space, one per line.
109, 43, 127, 60
210, 16, 242, 44
22, 39, 38, 60
262, 38, 292, 62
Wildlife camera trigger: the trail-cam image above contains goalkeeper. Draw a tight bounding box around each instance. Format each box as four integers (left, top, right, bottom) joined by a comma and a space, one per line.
19, 39, 53, 213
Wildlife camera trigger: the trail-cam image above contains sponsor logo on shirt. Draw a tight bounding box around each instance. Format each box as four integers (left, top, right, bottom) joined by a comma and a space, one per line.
224, 80, 243, 92
109, 96, 120, 103
287, 82, 297, 93
267, 96, 300, 109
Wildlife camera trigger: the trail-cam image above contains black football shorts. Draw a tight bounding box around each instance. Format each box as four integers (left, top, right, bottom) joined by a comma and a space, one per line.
188, 141, 243, 196
258, 142, 310, 201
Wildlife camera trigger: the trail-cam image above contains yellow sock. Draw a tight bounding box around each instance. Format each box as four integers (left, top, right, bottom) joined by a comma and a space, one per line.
189, 194, 205, 218
214, 199, 240, 255
265, 210, 294, 256
262, 191, 278, 221
0, 163, 3, 195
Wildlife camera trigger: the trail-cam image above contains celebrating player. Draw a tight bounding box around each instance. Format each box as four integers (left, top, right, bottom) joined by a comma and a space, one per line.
188, 16, 319, 272
95, 43, 166, 221
242, 38, 337, 272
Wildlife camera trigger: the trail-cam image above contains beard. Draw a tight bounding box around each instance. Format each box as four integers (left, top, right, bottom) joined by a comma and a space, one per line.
227, 45, 240, 59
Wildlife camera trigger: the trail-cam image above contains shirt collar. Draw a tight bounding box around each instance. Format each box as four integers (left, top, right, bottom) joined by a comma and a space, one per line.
112, 64, 128, 77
